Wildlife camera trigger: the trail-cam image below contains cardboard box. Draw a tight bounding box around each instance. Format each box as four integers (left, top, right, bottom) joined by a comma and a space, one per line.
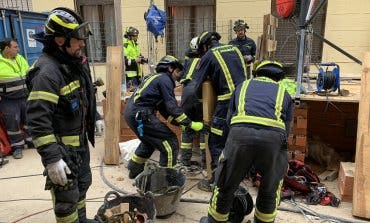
338, 162, 355, 202
294, 108, 308, 118
296, 116, 308, 129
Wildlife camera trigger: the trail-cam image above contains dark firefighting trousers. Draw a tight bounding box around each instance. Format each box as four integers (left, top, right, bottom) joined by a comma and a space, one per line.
0, 97, 31, 152
180, 100, 206, 167
208, 126, 288, 223
124, 100, 178, 177
46, 146, 92, 223
209, 101, 229, 169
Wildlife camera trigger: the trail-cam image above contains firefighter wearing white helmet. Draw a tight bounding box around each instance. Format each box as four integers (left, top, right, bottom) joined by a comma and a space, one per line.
181, 31, 247, 191
200, 60, 293, 223
179, 37, 206, 169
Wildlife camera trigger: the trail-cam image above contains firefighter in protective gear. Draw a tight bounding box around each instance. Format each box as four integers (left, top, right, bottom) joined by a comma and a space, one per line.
182, 31, 247, 191
201, 60, 293, 223
124, 55, 206, 179
229, 19, 256, 79
180, 37, 206, 168
123, 27, 147, 91
26, 7, 98, 223
0, 38, 31, 159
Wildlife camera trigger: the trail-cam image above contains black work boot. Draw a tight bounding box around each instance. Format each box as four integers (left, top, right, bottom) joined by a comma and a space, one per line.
127, 160, 144, 179
180, 149, 192, 167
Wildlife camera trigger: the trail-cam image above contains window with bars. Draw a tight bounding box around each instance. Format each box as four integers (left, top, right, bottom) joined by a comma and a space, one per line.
0, 0, 32, 11
165, 0, 216, 60
76, 0, 116, 62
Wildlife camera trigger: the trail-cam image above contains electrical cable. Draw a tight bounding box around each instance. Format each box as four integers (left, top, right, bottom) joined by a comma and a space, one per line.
99, 159, 130, 195
0, 165, 102, 181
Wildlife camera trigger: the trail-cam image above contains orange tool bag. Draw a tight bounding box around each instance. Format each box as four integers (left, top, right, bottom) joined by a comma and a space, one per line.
0, 114, 11, 156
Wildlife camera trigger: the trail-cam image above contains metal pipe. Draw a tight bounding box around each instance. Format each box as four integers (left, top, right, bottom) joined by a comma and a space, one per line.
1, 10, 8, 38
305, 0, 317, 21
313, 31, 362, 65
305, 0, 328, 27
18, 11, 28, 60
295, 0, 310, 104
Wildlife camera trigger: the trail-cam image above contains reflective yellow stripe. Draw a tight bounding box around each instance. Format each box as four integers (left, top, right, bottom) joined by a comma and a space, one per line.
184, 58, 200, 80
175, 113, 187, 123
275, 84, 285, 123
255, 179, 282, 223
200, 143, 205, 150
231, 115, 285, 129
233, 46, 247, 78
126, 70, 138, 77
50, 14, 79, 30
217, 93, 232, 101
33, 134, 57, 148
211, 127, 223, 136
167, 116, 174, 123
134, 74, 160, 102
28, 91, 59, 104
77, 199, 86, 210
162, 140, 173, 168
60, 80, 80, 96
212, 47, 235, 100
180, 142, 192, 149
255, 76, 277, 83
208, 186, 229, 222
55, 210, 78, 223
237, 80, 251, 115
60, 135, 80, 147
132, 154, 147, 164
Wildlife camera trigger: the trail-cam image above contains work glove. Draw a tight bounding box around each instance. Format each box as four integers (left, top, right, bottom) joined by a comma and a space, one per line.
189, 121, 204, 132
46, 159, 71, 186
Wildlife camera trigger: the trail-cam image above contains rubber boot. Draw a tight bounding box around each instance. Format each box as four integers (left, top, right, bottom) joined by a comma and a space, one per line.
12, 148, 23, 159
127, 160, 145, 179
180, 149, 192, 167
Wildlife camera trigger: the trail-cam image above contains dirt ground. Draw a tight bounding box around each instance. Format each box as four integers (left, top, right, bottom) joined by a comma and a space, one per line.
0, 136, 368, 223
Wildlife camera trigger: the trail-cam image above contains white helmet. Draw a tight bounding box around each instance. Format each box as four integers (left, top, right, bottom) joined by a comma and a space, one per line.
190, 36, 199, 51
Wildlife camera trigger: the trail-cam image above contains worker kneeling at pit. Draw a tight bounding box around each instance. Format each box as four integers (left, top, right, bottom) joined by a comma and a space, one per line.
200, 60, 293, 223
124, 55, 207, 179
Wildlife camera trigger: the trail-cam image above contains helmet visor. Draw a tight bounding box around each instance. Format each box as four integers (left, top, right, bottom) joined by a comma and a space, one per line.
70, 22, 92, 40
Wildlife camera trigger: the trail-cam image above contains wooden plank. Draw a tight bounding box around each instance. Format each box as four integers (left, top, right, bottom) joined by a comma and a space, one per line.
202, 81, 216, 180
353, 52, 370, 218
104, 46, 122, 165
339, 162, 355, 202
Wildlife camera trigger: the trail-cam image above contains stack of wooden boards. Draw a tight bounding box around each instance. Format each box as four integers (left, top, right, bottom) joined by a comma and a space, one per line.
256, 14, 278, 61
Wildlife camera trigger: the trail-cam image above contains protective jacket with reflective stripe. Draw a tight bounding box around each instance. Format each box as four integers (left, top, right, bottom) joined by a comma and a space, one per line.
26, 52, 96, 166
123, 38, 142, 78
227, 77, 293, 134
132, 72, 192, 127
229, 36, 256, 61
0, 53, 29, 99
180, 57, 200, 85
182, 43, 246, 103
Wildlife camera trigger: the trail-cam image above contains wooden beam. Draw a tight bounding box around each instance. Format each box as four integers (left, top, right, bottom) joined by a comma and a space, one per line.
104, 46, 122, 165
202, 81, 216, 180
353, 52, 370, 219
